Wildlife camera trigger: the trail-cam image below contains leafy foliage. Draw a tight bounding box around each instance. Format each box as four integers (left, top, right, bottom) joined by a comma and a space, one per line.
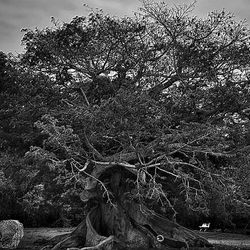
1, 1, 250, 228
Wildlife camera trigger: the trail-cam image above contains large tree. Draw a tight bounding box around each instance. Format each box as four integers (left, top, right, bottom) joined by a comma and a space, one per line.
20, 1, 250, 249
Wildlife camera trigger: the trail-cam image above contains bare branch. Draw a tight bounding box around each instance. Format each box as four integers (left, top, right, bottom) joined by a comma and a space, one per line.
83, 132, 106, 161
79, 88, 90, 106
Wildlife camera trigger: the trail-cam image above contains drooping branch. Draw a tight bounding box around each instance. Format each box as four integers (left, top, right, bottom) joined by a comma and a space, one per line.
148, 74, 180, 98
83, 132, 106, 161
79, 87, 90, 106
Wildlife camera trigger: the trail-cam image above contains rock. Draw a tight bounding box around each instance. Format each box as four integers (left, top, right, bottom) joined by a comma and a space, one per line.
0, 220, 24, 249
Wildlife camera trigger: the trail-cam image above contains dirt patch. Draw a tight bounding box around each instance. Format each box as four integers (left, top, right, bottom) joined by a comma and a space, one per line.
14, 228, 73, 250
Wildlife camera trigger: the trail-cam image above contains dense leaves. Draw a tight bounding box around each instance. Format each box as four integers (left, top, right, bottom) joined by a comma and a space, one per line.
1, 1, 250, 229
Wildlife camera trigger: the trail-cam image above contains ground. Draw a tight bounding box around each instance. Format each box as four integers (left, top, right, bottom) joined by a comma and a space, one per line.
1, 228, 250, 250
199, 232, 250, 249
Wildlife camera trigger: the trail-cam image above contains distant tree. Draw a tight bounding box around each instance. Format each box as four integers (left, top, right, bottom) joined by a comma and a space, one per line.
19, 1, 250, 249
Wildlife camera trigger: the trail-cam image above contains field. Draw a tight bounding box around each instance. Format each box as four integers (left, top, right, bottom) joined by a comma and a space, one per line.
1, 228, 249, 250
199, 231, 250, 249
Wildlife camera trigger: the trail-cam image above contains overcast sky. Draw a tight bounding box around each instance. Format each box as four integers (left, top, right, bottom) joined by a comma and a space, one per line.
1, 0, 250, 54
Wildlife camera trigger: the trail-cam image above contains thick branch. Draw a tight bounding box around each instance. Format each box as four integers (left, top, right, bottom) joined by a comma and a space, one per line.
83, 133, 106, 161
79, 88, 90, 106
148, 75, 179, 98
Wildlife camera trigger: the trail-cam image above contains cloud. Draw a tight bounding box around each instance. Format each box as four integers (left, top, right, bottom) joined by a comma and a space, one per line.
0, 19, 16, 32
0, 0, 139, 53
1, 0, 250, 54
83, 0, 139, 16
193, 0, 250, 22
0, 0, 86, 53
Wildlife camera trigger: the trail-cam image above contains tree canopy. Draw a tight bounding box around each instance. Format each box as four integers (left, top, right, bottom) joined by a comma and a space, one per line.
1, 0, 250, 248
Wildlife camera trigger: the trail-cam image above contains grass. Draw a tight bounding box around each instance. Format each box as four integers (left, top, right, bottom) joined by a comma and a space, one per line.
1, 228, 248, 250
198, 231, 250, 250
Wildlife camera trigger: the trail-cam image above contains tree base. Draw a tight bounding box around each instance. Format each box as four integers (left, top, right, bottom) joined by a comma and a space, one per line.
41, 200, 213, 250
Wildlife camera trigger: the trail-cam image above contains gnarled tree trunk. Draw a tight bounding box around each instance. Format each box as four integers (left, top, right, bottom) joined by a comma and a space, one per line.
41, 167, 212, 250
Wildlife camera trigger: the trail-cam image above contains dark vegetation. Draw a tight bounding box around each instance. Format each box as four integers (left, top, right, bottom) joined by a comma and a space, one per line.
0, 0, 250, 248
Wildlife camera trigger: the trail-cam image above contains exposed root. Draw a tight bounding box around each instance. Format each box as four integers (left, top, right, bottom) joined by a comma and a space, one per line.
41, 215, 87, 250
68, 235, 114, 250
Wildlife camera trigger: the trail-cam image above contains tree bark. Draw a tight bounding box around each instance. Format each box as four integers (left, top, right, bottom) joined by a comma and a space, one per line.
41, 202, 212, 250
41, 168, 213, 250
